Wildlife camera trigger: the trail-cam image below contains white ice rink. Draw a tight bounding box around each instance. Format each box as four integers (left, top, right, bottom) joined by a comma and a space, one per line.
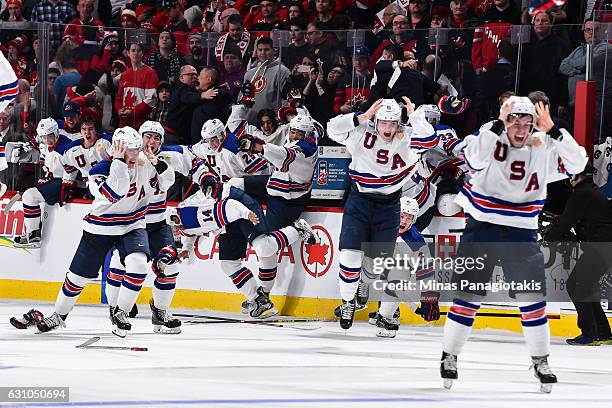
1, 300, 611, 408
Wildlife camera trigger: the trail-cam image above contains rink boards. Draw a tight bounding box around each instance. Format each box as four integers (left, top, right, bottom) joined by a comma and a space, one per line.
0, 198, 608, 338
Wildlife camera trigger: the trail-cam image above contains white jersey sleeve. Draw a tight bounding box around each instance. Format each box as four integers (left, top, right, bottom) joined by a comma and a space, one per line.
88, 159, 130, 202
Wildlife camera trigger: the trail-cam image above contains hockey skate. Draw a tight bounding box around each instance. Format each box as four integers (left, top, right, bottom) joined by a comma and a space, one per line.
241, 299, 251, 314
150, 299, 181, 334
339, 298, 356, 330
355, 280, 369, 310
14, 229, 42, 249
10, 309, 44, 329
249, 287, 278, 319
368, 307, 400, 325
110, 306, 132, 338
293, 219, 320, 245
440, 352, 458, 389
36, 312, 66, 333
531, 355, 557, 393
375, 314, 399, 338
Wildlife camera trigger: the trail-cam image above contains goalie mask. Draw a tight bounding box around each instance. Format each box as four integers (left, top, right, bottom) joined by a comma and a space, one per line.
200, 119, 226, 152
375, 99, 402, 141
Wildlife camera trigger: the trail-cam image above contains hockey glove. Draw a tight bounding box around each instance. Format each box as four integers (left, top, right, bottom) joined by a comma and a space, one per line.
240, 80, 255, 108
59, 181, 77, 207
238, 134, 265, 153
415, 291, 440, 321
438, 163, 465, 184
288, 88, 303, 108
152, 245, 179, 277
199, 172, 222, 199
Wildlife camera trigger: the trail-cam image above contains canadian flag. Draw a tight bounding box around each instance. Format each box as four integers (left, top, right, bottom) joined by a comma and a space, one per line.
0, 51, 19, 113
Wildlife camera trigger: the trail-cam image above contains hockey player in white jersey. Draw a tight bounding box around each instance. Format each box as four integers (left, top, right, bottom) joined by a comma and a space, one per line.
104, 120, 211, 333
326, 97, 434, 330
238, 113, 320, 305
61, 117, 112, 200
440, 97, 587, 392
33, 126, 175, 337
13, 118, 74, 248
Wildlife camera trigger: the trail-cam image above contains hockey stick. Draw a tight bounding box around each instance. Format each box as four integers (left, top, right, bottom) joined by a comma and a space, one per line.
3, 192, 21, 214
76, 336, 148, 351
175, 313, 334, 323
183, 319, 321, 331
175, 314, 327, 330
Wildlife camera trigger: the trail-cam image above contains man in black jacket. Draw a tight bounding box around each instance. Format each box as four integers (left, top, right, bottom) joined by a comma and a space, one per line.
544, 164, 612, 346
165, 65, 207, 145
190, 67, 232, 145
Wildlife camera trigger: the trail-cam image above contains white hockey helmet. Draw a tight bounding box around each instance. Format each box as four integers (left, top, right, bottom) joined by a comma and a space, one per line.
200, 118, 226, 152
288, 113, 314, 138
36, 117, 59, 137
139, 120, 165, 144
113, 126, 143, 149
400, 196, 420, 216
437, 193, 462, 217
375, 99, 402, 124
505, 96, 536, 121
416, 104, 441, 126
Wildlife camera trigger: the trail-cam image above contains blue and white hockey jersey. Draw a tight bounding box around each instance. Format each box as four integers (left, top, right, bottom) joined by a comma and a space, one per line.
40, 135, 74, 179
84, 155, 175, 235
327, 109, 433, 195
456, 128, 587, 229
62, 134, 112, 185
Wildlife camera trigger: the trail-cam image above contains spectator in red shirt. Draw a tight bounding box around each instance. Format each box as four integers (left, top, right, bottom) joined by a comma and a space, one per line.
115, 42, 159, 128
63, 0, 106, 45
251, 0, 286, 32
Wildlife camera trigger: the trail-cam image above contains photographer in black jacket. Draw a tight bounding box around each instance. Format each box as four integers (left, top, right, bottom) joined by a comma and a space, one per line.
544, 163, 612, 345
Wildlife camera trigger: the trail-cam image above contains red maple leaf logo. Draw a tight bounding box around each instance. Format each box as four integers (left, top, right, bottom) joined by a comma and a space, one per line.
124, 89, 137, 109
305, 242, 329, 266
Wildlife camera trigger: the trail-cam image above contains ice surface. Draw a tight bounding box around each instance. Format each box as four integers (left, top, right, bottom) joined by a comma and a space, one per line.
1, 300, 611, 408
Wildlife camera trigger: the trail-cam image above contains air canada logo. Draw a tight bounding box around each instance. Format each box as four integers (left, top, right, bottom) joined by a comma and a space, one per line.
300, 225, 333, 278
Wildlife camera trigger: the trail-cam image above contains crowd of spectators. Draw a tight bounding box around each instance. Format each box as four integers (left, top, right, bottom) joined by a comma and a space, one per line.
0, 0, 611, 191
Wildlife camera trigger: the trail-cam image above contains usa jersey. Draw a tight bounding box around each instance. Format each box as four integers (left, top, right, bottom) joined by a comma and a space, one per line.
263, 135, 317, 200
419, 124, 465, 177
84, 155, 175, 235
402, 173, 436, 215
145, 145, 211, 224
191, 133, 270, 181
176, 191, 253, 251
40, 135, 74, 179
56, 120, 81, 141
327, 109, 433, 195
62, 134, 112, 185
456, 128, 587, 229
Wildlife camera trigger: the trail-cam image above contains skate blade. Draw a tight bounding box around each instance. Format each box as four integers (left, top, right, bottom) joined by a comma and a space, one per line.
253, 308, 278, 320
153, 325, 181, 334
14, 242, 41, 249
540, 383, 553, 393
112, 326, 127, 338
376, 329, 397, 338
443, 379, 453, 390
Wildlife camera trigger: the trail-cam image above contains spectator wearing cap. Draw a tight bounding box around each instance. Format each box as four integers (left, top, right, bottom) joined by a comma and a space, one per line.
120, 8, 138, 29
97, 59, 126, 131
518, 10, 571, 118
215, 14, 256, 69
215, 7, 240, 33
63, 0, 106, 45
1, 0, 26, 21
149, 81, 172, 124
152, 0, 189, 32
184, 5, 203, 30
115, 42, 160, 128
282, 17, 310, 75
146, 30, 185, 84
30, 0, 77, 51
336, 46, 371, 114
59, 100, 83, 140
184, 32, 208, 74
251, 0, 286, 32
219, 50, 246, 103
5, 36, 30, 80
52, 58, 82, 111
91, 30, 125, 73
